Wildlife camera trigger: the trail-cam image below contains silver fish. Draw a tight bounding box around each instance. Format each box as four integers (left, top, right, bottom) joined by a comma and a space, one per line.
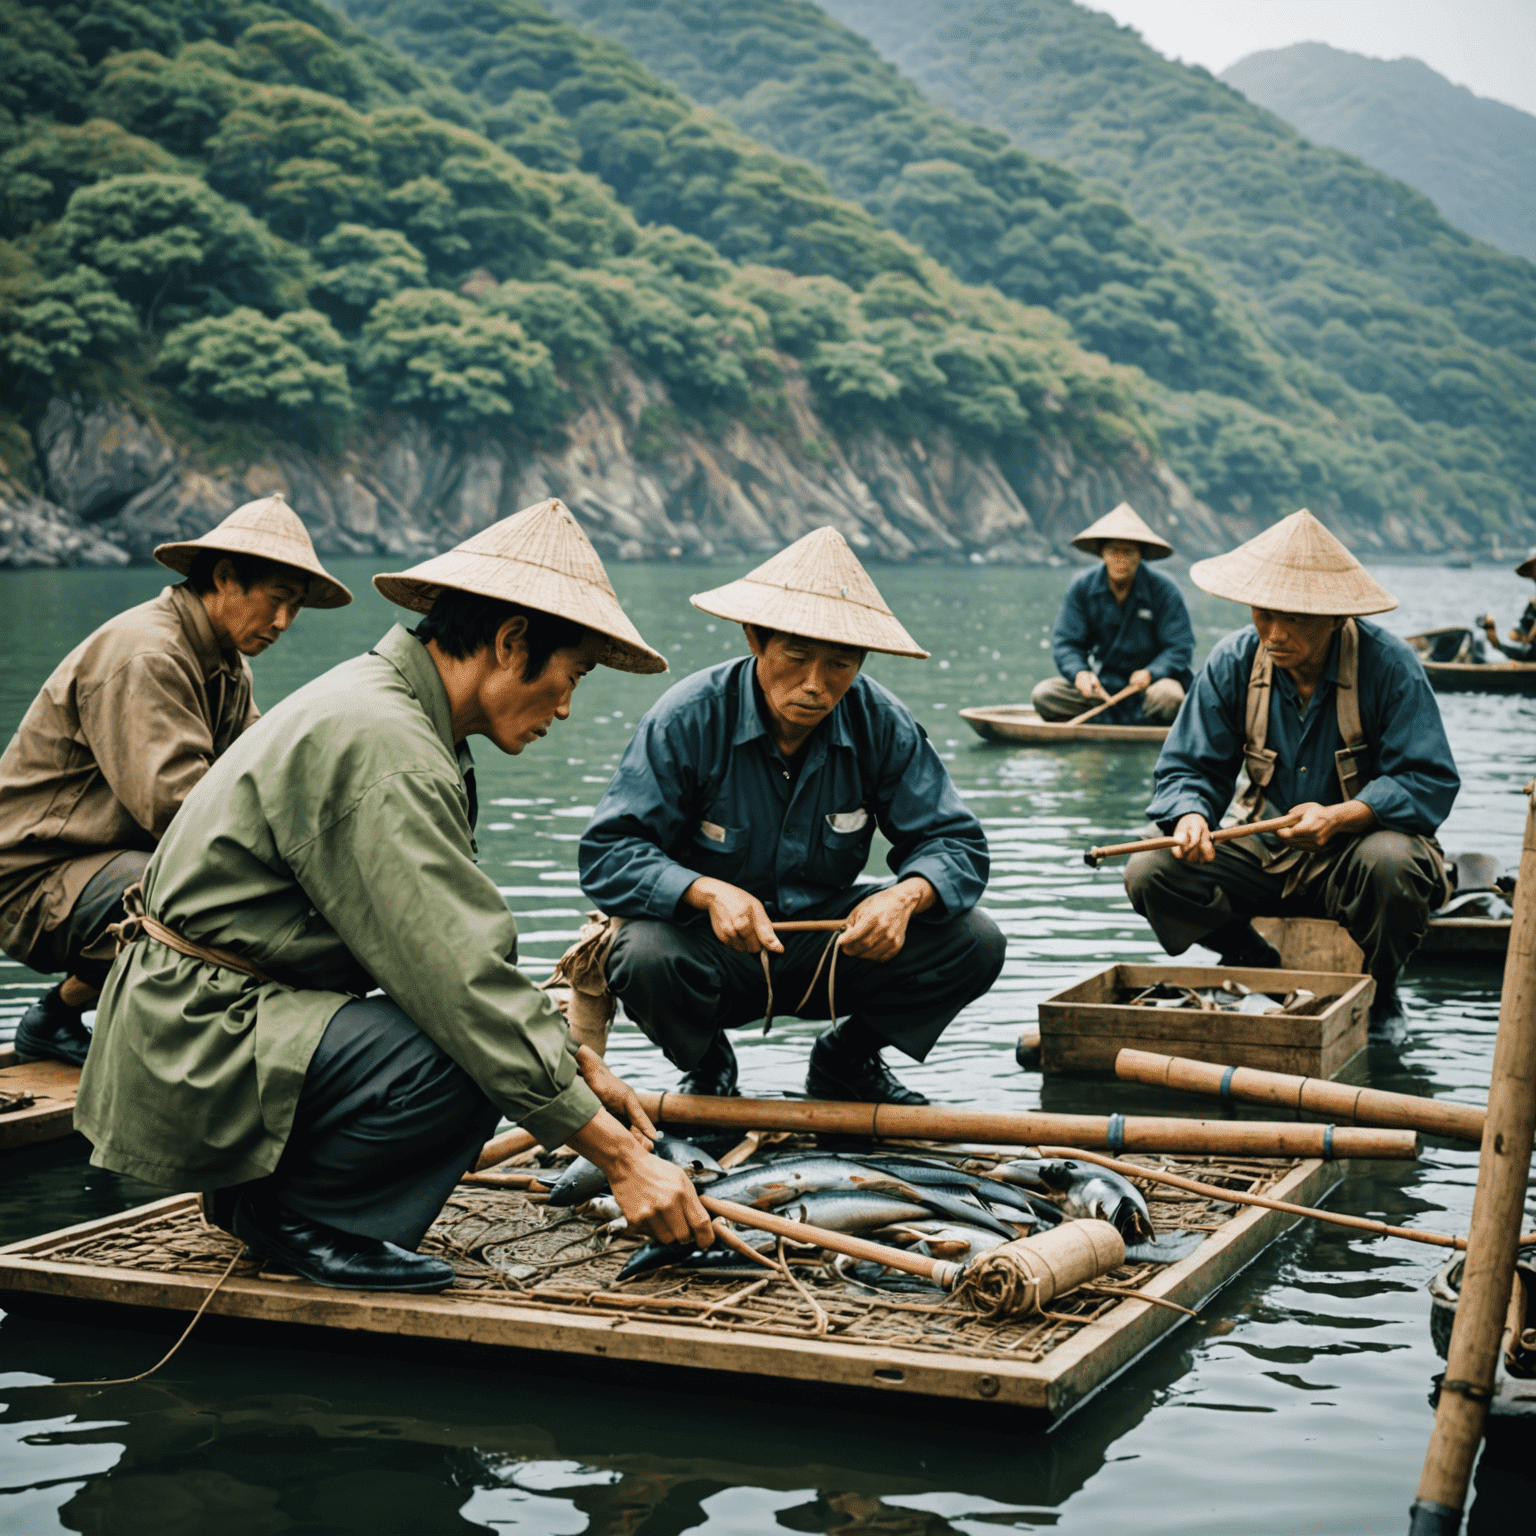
546, 1133, 723, 1207
708, 1157, 918, 1210
873, 1219, 1011, 1263
779, 1192, 936, 1234
993, 1157, 1156, 1244
617, 1230, 774, 1281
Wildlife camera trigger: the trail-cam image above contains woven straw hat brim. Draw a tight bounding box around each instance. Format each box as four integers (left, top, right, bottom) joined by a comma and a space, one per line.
1189, 508, 1398, 616
373, 499, 666, 675
1516, 552, 1536, 580
1070, 501, 1173, 560
154, 495, 352, 609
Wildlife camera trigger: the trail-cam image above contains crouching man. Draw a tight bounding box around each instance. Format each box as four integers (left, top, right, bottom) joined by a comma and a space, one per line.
77, 501, 711, 1292
578, 527, 1005, 1106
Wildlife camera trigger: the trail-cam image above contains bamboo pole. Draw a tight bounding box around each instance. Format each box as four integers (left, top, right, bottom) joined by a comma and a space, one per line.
634, 1091, 1419, 1159
475, 1127, 538, 1170
1084, 812, 1302, 868
1115, 1049, 1485, 1144
1066, 678, 1146, 726
1411, 785, 1536, 1534
700, 1194, 961, 1288
770, 920, 849, 932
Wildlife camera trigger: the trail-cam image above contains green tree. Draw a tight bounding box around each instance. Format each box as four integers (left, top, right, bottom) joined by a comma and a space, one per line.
310, 223, 428, 325
0, 119, 177, 237
0, 265, 138, 386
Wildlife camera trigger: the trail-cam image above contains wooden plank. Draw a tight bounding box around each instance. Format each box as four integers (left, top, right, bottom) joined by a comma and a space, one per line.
0, 1161, 1341, 1419
0, 1059, 81, 1151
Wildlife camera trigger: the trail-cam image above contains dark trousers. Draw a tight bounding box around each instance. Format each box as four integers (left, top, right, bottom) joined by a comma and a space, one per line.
28, 850, 151, 986
1124, 831, 1445, 985
606, 887, 1006, 1071
213, 996, 500, 1251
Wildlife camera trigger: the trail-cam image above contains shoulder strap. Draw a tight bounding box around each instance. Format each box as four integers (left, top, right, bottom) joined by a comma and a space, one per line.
1333, 619, 1370, 801
1236, 634, 1277, 821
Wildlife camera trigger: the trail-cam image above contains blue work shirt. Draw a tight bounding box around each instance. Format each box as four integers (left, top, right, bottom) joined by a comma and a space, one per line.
1146, 621, 1459, 834
578, 656, 988, 921
1052, 564, 1194, 722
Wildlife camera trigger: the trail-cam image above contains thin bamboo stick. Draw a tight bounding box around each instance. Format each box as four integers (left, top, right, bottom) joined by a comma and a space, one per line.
770, 920, 849, 932
1115, 1049, 1485, 1144
634, 1091, 1420, 1160
1067, 678, 1146, 726
1084, 812, 1302, 868
1411, 785, 1536, 1533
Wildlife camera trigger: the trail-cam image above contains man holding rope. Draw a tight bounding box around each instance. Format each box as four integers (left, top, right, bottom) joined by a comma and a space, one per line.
1031, 503, 1193, 725
76, 502, 713, 1294
1125, 510, 1459, 1026
578, 528, 1003, 1105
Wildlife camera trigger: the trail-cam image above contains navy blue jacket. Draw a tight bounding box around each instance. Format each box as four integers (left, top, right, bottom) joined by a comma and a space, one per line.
578, 657, 988, 921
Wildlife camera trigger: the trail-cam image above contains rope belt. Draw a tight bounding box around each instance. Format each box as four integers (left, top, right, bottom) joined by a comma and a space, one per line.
108, 882, 277, 986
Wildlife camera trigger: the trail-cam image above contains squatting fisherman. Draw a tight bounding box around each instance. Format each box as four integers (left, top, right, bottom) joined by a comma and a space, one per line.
1126, 509, 1459, 1026
1479, 548, 1536, 661
76, 501, 713, 1294
0, 496, 349, 1067
578, 527, 1004, 1106
1031, 503, 1193, 725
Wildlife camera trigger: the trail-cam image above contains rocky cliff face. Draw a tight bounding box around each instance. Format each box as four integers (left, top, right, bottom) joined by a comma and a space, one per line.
2, 359, 1219, 571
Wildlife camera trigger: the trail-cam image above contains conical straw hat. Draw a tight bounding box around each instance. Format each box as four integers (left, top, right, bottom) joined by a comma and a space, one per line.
1071, 501, 1173, 560
689, 526, 928, 658
155, 494, 352, 608
1189, 509, 1397, 616
1516, 548, 1536, 579
373, 498, 666, 674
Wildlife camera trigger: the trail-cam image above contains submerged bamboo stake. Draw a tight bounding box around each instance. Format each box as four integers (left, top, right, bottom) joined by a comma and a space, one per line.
1084, 812, 1302, 868
1116, 1049, 1485, 1144
699, 1194, 961, 1288
1067, 678, 1146, 726
636, 1091, 1420, 1160
1411, 786, 1536, 1534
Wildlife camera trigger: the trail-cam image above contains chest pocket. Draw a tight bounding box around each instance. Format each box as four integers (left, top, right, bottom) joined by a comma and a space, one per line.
810, 806, 873, 888
690, 819, 749, 871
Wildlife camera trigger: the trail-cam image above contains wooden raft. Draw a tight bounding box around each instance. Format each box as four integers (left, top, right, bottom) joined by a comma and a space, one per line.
0, 1152, 1338, 1420
0, 1060, 81, 1151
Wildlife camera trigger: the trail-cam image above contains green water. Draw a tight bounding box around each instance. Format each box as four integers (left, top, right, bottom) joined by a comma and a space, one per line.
0, 557, 1532, 1533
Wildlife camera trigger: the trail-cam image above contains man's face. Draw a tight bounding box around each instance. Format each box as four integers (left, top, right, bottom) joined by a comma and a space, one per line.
747, 627, 865, 742
480, 629, 607, 755
1101, 540, 1143, 585
1251, 608, 1345, 674
204, 563, 309, 655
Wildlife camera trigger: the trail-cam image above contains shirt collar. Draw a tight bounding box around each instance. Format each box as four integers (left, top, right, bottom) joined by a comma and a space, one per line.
731, 654, 855, 755
1090, 563, 1145, 601
374, 623, 458, 759
165, 583, 243, 682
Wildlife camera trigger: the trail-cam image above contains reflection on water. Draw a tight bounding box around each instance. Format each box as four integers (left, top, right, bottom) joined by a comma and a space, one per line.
1, 558, 1534, 1532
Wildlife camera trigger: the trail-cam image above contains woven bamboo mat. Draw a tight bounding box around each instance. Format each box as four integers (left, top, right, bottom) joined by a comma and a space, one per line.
24, 1153, 1299, 1365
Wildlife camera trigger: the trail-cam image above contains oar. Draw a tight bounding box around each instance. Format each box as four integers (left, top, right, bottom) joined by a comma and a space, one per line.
1065, 677, 1147, 726
1084, 811, 1302, 868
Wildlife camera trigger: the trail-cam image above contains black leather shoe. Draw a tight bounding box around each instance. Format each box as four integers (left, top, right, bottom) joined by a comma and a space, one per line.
805, 1019, 929, 1106
232, 1193, 455, 1293
1208, 919, 1283, 971
14, 984, 92, 1068
1369, 975, 1408, 1032
679, 1032, 739, 1096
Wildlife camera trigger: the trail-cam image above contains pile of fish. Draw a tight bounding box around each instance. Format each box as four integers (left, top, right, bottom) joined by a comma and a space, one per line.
539, 1134, 1189, 1288
1123, 979, 1324, 1017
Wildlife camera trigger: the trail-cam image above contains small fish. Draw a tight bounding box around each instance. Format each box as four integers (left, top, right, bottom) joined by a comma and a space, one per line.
780, 1192, 936, 1234
993, 1157, 1156, 1245
874, 1220, 1011, 1264
616, 1231, 775, 1281
707, 1156, 917, 1210
546, 1133, 723, 1207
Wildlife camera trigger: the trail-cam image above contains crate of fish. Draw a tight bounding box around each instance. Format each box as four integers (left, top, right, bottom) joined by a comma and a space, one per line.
1037, 962, 1374, 1079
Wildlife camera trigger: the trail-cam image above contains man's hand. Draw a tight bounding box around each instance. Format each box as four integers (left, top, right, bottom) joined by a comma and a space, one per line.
683, 876, 782, 955
1127, 668, 1153, 693
574, 1043, 657, 1150
1171, 813, 1215, 864
838, 877, 936, 962
1274, 799, 1376, 851
567, 1108, 715, 1250
1074, 669, 1108, 702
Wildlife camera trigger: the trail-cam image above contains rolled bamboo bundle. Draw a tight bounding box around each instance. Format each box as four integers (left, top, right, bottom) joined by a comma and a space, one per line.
958, 1219, 1125, 1320
1115, 1049, 1485, 1144
635, 1091, 1419, 1160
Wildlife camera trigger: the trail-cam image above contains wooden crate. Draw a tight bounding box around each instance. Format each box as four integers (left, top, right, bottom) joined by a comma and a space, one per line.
1038, 963, 1373, 1078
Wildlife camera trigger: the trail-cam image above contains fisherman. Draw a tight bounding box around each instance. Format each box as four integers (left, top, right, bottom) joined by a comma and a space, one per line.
75, 501, 713, 1293
1032, 502, 1194, 725
578, 527, 1004, 1105
0, 495, 350, 1068
1125, 509, 1459, 1025
1479, 549, 1536, 661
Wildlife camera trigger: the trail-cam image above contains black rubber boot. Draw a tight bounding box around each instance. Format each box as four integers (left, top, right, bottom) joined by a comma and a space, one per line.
805, 1018, 929, 1106
1369, 973, 1407, 1031
14, 984, 92, 1068
232, 1192, 455, 1293
1207, 919, 1283, 970
679, 1031, 740, 1097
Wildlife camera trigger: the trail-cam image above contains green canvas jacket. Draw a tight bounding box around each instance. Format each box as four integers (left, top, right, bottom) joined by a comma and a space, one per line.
76, 624, 600, 1190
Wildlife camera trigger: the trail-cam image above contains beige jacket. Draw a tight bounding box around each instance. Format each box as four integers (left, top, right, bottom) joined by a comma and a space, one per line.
0, 583, 259, 965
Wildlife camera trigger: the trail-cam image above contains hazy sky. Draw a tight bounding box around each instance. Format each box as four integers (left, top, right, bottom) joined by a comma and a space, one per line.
1090, 1, 1536, 117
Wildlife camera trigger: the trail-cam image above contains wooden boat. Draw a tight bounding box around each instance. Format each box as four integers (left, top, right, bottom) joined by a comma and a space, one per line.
1427, 1252, 1536, 1418
0, 1152, 1337, 1422
0, 1058, 81, 1151
1254, 911, 1511, 968
1405, 629, 1536, 695
959, 705, 1169, 745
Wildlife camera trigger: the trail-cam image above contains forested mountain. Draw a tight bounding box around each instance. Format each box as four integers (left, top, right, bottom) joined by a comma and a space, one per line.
1222, 43, 1536, 265
762, 0, 1536, 540
0, 0, 1209, 568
